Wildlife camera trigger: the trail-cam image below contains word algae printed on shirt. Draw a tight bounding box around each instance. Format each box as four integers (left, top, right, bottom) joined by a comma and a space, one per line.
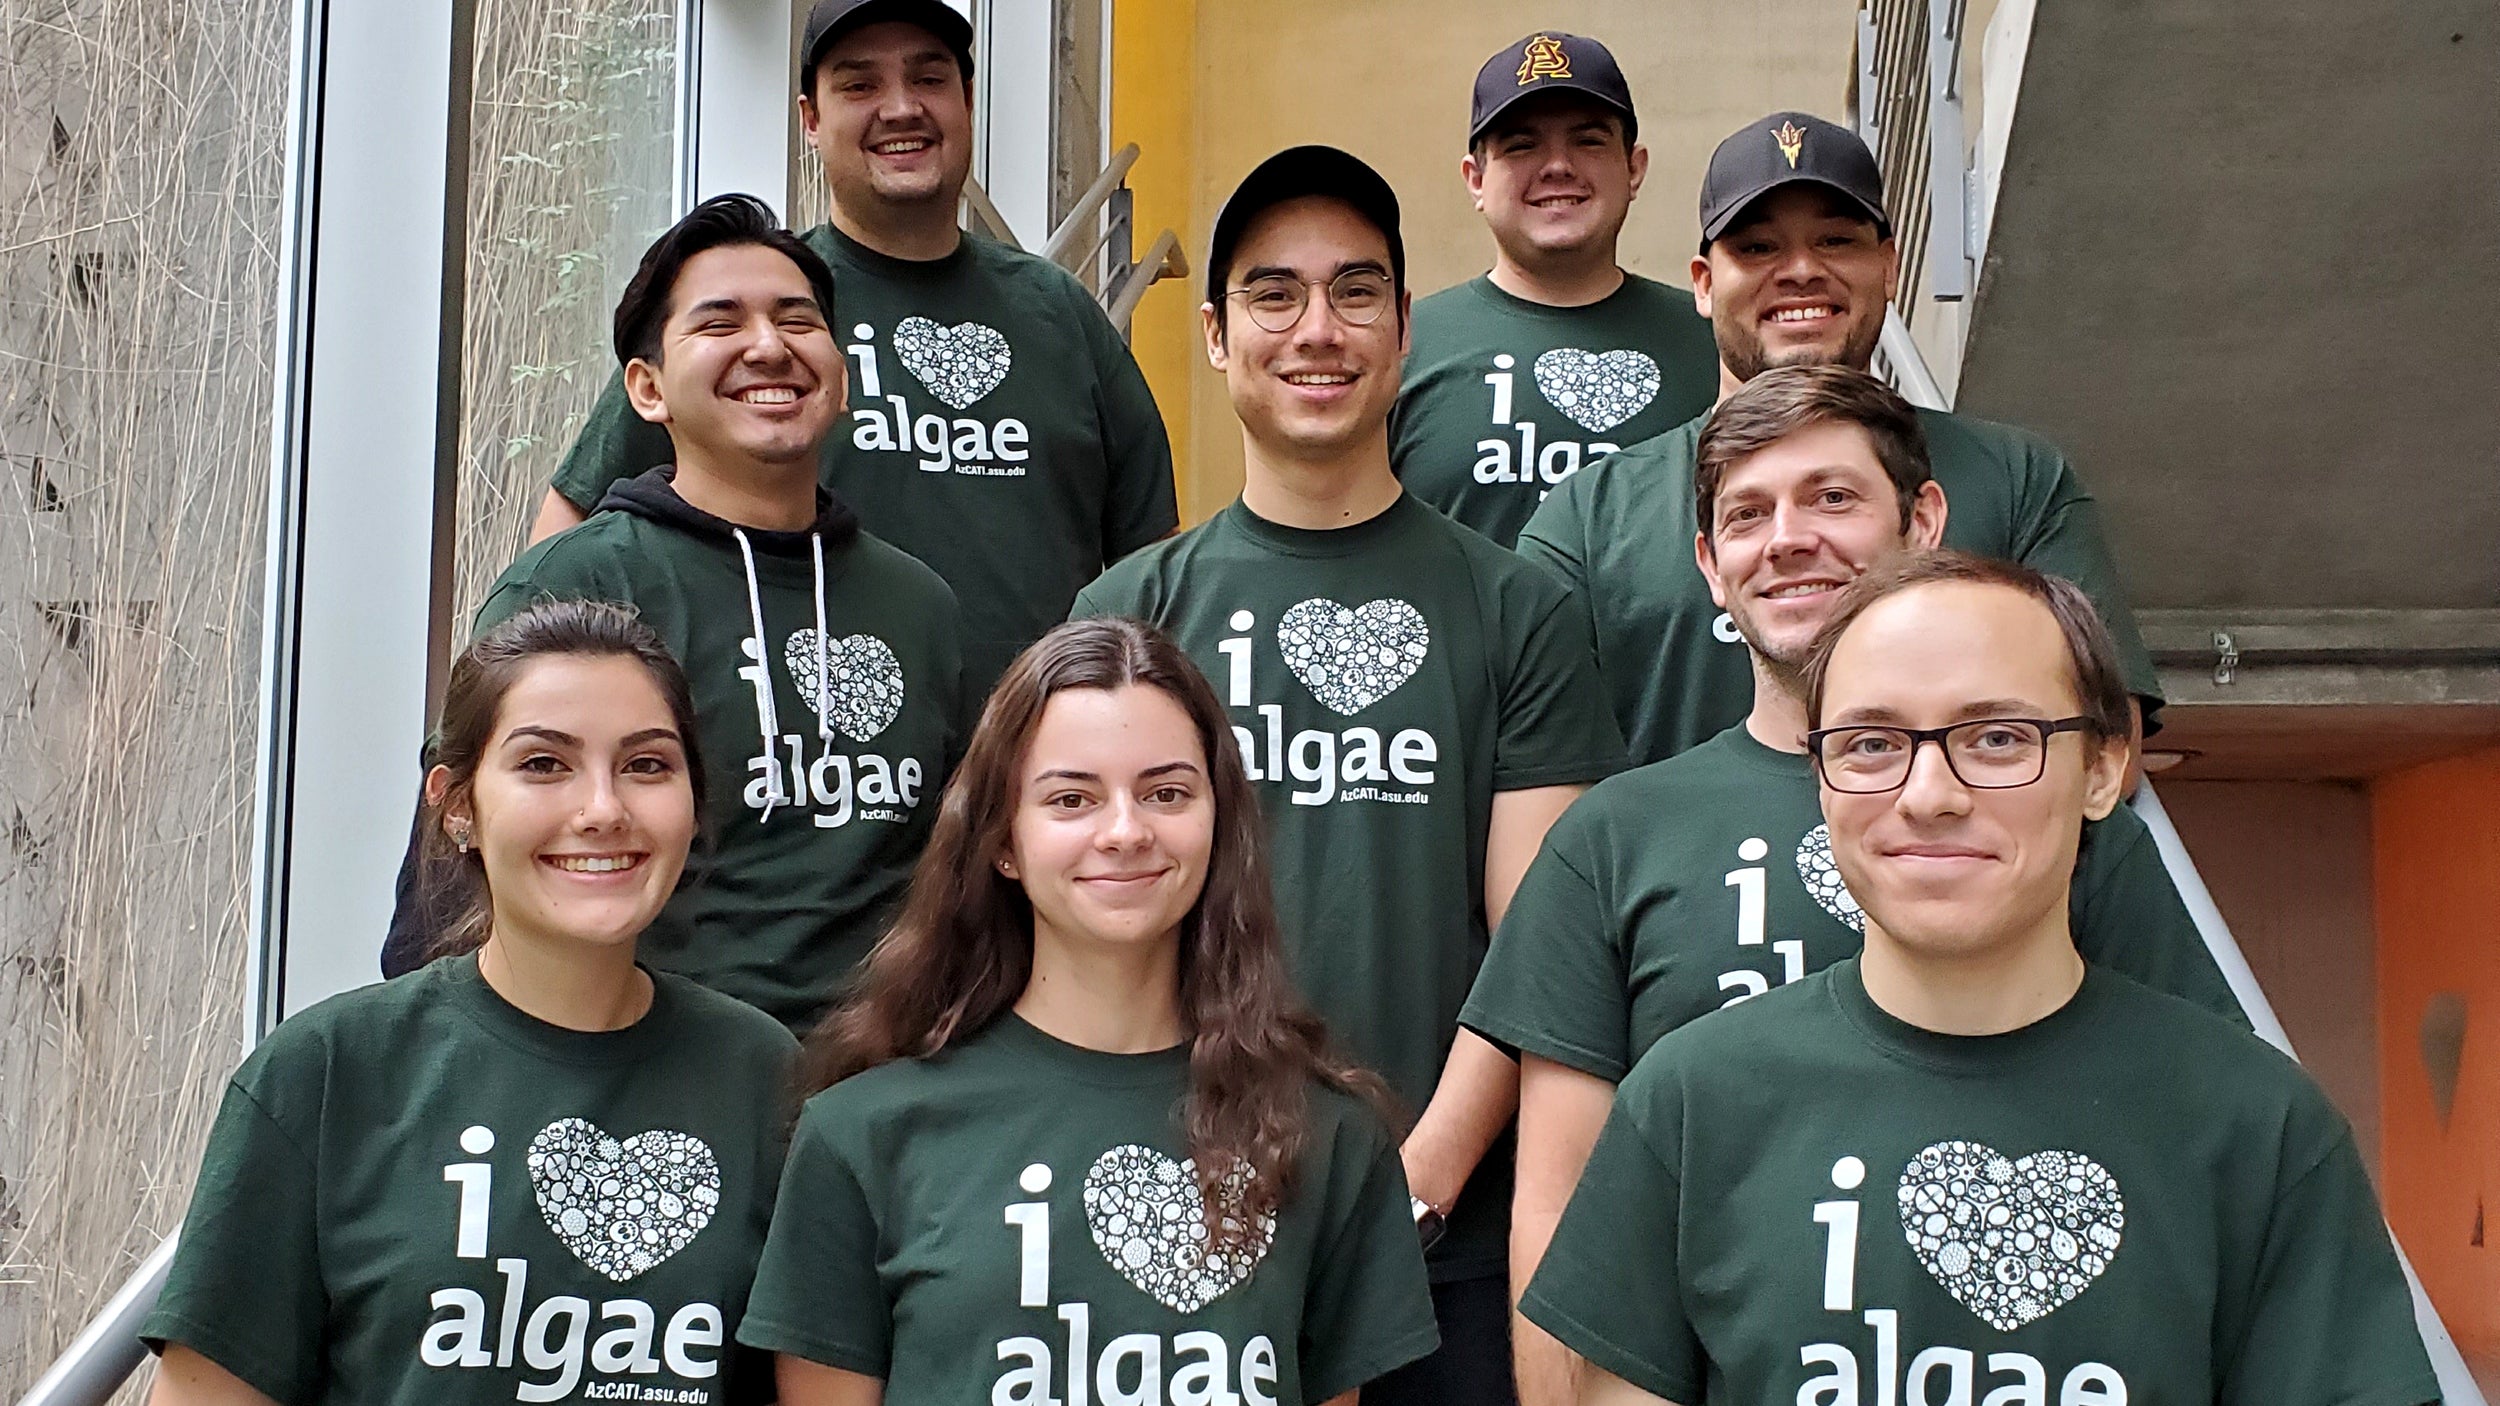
1470, 350, 1654, 494
1216, 606, 1440, 807
995, 1157, 1285, 1406
739, 629, 926, 828
422, 1125, 727, 1405
1799, 1152, 2132, 1406
845, 322, 1033, 477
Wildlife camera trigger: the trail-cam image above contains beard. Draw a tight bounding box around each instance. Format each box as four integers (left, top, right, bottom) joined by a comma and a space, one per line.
1728, 604, 1816, 696
1713, 305, 1886, 384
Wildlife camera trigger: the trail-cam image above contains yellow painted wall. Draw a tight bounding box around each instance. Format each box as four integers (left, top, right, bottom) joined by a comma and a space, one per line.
1115, 1, 1860, 521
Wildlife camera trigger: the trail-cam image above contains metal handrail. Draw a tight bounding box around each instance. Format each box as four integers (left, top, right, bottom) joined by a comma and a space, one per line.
1878, 307, 1950, 411
2133, 785, 2488, 1406
1041, 142, 1140, 271
1106, 228, 1186, 331
13, 1231, 178, 1406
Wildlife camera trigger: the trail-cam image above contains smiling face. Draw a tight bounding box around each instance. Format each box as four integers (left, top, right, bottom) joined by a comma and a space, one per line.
1465, 93, 1646, 267
1816, 581, 2126, 963
1202, 195, 1411, 465
623, 242, 845, 471
799, 20, 974, 217
438, 654, 698, 959
1699, 419, 1944, 681
1008, 684, 1216, 959
1692, 185, 1898, 383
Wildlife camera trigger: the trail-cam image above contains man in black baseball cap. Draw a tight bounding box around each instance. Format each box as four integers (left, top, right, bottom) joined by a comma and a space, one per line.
1513, 105, 2163, 778
1391, 32, 1719, 549
529, 0, 1175, 698
1080, 144, 1627, 1406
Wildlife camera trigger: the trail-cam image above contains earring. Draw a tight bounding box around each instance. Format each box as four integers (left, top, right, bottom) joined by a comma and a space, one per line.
448, 819, 473, 854
996, 858, 1016, 877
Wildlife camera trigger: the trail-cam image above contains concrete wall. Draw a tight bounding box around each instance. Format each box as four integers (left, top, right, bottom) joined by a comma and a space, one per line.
1114, 0, 1859, 523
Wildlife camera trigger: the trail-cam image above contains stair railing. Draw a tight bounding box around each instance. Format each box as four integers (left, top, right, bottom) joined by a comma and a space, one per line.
961, 141, 1185, 335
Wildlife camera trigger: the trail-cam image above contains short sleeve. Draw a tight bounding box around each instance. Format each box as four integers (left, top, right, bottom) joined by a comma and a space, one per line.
735, 1107, 893, 1376
2072, 807, 2250, 1028
141, 1080, 328, 1403
2220, 1127, 2439, 1406
1294, 1113, 1441, 1400
1515, 476, 1592, 596
1081, 293, 1178, 561
1492, 588, 1628, 790
548, 369, 676, 513
1998, 435, 2164, 715
1462, 826, 1634, 1079
1519, 1083, 1702, 1403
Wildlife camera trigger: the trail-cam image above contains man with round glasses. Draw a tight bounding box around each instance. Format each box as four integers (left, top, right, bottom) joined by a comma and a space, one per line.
1520, 549, 2436, 1406
1074, 145, 1627, 1406
1462, 367, 2238, 1406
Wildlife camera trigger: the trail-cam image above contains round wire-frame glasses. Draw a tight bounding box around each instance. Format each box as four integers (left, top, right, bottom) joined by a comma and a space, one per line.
1223, 268, 1394, 333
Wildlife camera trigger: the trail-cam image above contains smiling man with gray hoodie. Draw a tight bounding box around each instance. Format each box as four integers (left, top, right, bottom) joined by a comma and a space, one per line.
396, 195, 966, 1032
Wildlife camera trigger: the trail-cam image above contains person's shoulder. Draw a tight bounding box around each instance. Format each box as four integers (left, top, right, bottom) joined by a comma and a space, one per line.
850, 528, 960, 609
1079, 516, 1219, 606
2093, 968, 2289, 1071
1410, 497, 1578, 610
1617, 271, 1703, 316
239, 963, 468, 1089
1919, 407, 2072, 473
1408, 276, 1492, 324
962, 232, 1102, 310
1574, 739, 1742, 818
1554, 414, 1702, 501
1625, 963, 1841, 1095
657, 970, 800, 1063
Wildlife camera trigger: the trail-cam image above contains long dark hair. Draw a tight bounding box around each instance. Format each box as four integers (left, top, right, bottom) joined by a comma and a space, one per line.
800, 616, 1387, 1237
416, 599, 707, 960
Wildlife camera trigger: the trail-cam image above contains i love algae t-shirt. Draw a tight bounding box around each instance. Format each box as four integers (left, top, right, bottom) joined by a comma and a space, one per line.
477, 471, 965, 1031
144, 954, 798, 1406
1521, 961, 2439, 1406
1463, 724, 2246, 1081
1516, 408, 2164, 765
738, 1015, 1439, 1404
550, 225, 1177, 690
1391, 273, 1720, 548
1071, 493, 1627, 1281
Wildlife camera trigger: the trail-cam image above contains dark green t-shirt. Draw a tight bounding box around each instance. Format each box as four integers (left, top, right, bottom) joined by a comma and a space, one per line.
1463, 724, 2247, 1080
738, 1015, 1439, 1404
1391, 273, 1719, 548
144, 955, 799, 1406
1522, 961, 2438, 1406
1516, 409, 2163, 766
1071, 493, 1627, 1280
478, 475, 965, 1031
549, 225, 1178, 690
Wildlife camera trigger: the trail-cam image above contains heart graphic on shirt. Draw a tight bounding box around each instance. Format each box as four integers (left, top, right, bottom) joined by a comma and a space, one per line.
1533, 347, 1660, 434
1898, 1141, 2125, 1331
1083, 1144, 1276, 1313
892, 316, 1012, 409
1276, 598, 1431, 716
527, 1119, 722, 1283
784, 630, 906, 743
1795, 824, 1866, 933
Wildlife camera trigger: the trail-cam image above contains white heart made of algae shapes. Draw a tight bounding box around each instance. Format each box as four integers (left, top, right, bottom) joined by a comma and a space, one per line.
1083, 1144, 1276, 1313
892, 316, 1012, 410
1795, 824, 1866, 933
528, 1118, 722, 1283
1276, 598, 1431, 716
1897, 1140, 2124, 1331
1533, 347, 1660, 434
785, 630, 906, 743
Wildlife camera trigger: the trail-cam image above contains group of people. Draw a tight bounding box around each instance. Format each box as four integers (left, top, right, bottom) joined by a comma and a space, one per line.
140, 3, 2444, 1406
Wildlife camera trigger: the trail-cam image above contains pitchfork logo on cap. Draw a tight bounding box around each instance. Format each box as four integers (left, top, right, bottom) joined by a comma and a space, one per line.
1773, 119, 1807, 168
1517, 34, 1572, 85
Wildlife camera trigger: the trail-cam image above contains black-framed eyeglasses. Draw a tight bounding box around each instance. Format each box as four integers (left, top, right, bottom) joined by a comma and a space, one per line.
1223, 268, 1394, 333
1805, 717, 2097, 794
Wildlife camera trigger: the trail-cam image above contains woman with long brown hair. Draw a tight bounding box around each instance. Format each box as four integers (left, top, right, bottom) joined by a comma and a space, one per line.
739, 616, 1438, 1405
142, 601, 796, 1406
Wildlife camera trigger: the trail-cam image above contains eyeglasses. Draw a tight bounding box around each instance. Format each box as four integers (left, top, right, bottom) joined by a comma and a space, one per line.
1223, 268, 1394, 333
1805, 717, 2097, 794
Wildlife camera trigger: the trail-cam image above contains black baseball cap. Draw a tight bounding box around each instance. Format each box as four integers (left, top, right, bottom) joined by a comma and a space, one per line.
1205, 146, 1405, 308
798, 0, 975, 94
1468, 32, 1636, 147
1697, 111, 1890, 252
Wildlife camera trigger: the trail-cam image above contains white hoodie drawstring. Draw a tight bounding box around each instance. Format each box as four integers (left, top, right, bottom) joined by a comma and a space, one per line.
732, 527, 785, 820
810, 531, 833, 744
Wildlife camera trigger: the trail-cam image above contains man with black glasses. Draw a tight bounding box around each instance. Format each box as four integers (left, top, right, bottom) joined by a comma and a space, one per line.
1464, 368, 2238, 1406
1075, 146, 1625, 1406
1519, 549, 2435, 1406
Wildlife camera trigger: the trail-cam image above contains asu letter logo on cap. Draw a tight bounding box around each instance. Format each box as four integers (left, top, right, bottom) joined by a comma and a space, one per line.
1517, 34, 1572, 84
1774, 119, 1807, 169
